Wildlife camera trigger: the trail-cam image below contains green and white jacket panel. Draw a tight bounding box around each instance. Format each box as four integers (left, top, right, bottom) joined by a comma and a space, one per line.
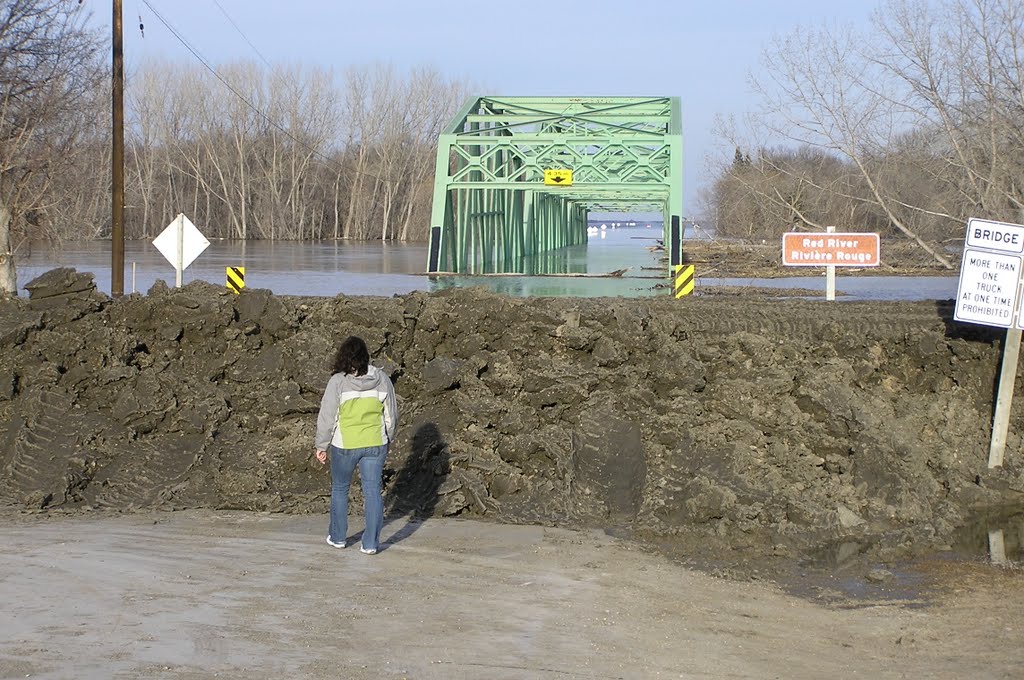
315, 365, 398, 451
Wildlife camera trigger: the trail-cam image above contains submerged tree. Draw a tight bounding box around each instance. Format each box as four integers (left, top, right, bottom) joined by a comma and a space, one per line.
0, 0, 104, 296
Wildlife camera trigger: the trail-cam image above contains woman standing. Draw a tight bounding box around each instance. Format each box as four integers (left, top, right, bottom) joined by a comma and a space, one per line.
315, 336, 398, 554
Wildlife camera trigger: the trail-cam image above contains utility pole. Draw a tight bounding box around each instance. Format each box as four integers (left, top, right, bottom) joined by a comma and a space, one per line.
111, 0, 125, 297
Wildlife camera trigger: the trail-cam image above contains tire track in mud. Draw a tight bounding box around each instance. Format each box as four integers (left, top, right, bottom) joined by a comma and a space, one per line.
0, 388, 203, 509
563, 297, 964, 342
0, 390, 75, 507
656, 300, 958, 340
86, 437, 202, 510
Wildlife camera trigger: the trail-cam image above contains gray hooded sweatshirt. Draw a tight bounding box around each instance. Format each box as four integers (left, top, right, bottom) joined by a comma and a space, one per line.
315, 365, 398, 451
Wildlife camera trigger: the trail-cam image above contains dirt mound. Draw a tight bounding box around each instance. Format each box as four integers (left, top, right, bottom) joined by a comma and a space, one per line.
1, 267, 1022, 565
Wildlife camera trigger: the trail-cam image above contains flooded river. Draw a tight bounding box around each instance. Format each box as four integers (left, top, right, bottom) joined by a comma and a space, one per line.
13, 228, 959, 300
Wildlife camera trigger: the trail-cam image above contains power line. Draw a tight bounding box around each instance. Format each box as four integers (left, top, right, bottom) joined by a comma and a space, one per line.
138, 0, 348, 176
212, 0, 272, 68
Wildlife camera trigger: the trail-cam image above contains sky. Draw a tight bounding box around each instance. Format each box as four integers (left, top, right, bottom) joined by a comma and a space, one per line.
90, 0, 879, 218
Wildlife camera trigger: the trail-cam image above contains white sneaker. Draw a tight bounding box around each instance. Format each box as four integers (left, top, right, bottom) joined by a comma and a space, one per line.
326, 536, 346, 548
360, 547, 377, 555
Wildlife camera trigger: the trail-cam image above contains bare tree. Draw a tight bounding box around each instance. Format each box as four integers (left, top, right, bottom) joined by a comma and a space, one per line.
395, 68, 472, 241
127, 59, 183, 236
707, 0, 1024, 268
340, 64, 393, 240
29, 56, 468, 248
752, 21, 953, 266
0, 0, 103, 295
871, 0, 1024, 222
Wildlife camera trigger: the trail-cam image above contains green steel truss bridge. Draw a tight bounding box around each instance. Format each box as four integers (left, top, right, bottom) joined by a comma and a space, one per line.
427, 96, 684, 275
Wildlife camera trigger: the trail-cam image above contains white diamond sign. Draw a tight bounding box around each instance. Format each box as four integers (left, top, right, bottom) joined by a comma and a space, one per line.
152, 214, 210, 283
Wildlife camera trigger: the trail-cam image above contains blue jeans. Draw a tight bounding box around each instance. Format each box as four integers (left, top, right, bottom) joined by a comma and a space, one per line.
329, 444, 388, 551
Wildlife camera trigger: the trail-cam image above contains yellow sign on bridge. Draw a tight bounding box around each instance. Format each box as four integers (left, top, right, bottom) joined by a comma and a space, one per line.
544, 169, 573, 186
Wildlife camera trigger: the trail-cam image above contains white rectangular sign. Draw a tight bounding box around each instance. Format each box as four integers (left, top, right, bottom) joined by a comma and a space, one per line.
781, 232, 880, 266
955, 249, 1021, 327
966, 218, 1024, 254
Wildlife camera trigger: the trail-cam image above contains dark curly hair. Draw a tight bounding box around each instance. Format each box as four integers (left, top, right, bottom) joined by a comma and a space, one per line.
331, 336, 370, 376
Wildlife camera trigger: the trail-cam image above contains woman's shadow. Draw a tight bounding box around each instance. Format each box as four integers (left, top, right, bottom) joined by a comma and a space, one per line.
380, 422, 450, 549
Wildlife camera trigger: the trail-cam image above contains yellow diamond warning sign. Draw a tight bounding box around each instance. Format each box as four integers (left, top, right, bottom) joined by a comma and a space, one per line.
544, 169, 573, 186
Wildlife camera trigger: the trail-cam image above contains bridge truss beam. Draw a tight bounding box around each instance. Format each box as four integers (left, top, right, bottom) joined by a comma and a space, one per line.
428, 96, 683, 275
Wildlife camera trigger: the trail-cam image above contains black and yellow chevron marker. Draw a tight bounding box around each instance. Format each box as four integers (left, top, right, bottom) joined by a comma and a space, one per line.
673, 264, 694, 298
226, 266, 245, 294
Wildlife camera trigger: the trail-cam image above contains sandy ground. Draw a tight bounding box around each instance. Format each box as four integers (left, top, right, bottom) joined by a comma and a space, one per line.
0, 511, 1021, 680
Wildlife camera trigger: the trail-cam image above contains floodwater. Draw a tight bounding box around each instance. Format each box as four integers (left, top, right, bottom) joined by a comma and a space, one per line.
784, 508, 1024, 606
952, 509, 1024, 565
12, 227, 959, 300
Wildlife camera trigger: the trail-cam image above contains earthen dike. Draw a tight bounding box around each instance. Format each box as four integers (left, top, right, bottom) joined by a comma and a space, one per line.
1, 268, 1021, 571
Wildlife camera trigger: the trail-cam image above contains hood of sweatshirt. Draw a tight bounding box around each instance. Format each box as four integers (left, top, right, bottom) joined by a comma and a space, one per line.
341, 365, 386, 391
